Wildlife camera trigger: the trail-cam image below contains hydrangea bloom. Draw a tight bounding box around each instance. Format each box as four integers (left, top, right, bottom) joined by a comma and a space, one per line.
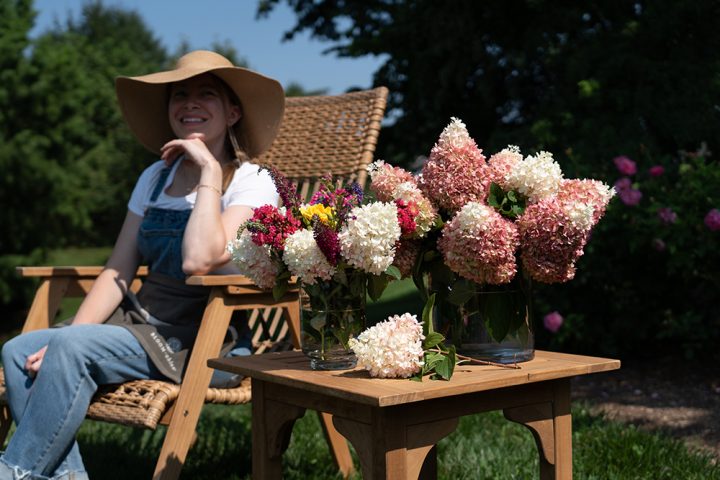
339, 202, 401, 275
438, 202, 520, 284
543, 311, 564, 333
419, 117, 488, 213
517, 199, 589, 283
504, 151, 563, 203
704, 209, 720, 231
349, 313, 425, 378
368, 160, 417, 202
227, 230, 279, 289
283, 229, 336, 284
393, 182, 438, 237
657, 207, 678, 225
556, 179, 615, 225
393, 238, 422, 278
486, 145, 523, 189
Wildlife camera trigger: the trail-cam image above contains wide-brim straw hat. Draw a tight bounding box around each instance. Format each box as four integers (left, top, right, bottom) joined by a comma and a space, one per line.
116, 50, 285, 159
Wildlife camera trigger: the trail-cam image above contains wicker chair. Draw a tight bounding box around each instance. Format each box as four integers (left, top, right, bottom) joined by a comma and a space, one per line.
0, 87, 389, 479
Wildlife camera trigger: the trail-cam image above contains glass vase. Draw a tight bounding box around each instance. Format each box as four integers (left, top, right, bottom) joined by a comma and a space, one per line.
300, 269, 367, 370
431, 275, 534, 364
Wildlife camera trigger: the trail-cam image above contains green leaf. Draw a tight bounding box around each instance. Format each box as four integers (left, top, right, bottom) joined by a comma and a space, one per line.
367, 273, 389, 301
433, 356, 452, 380
422, 294, 436, 335
384, 265, 402, 280
309, 313, 327, 331
446, 280, 476, 306
424, 331, 445, 349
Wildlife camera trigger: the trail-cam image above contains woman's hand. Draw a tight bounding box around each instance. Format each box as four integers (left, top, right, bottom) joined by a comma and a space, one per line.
25, 345, 48, 377
160, 133, 218, 169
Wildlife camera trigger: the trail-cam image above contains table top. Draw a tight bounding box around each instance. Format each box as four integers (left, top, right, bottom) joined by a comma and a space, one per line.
209, 350, 620, 408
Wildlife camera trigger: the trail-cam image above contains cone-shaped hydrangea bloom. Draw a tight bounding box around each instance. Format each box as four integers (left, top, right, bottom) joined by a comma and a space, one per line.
555, 179, 615, 225
438, 202, 520, 284
228, 230, 279, 289
418, 118, 488, 213
339, 202, 401, 275
517, 198, 590, 283
487, 145, 523, 188
393, 238, 422, 278
504, 151, 563, 203
368, 160, 417, 202
349, 313, 425, 378
283, 229, 335, 284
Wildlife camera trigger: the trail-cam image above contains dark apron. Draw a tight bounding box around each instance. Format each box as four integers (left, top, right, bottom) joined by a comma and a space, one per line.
106, 161, 235, 383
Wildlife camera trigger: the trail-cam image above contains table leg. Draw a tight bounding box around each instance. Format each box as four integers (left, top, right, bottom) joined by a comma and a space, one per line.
503, 378, 573, 480
333, 412, 458, 479
251, 380, 307, 479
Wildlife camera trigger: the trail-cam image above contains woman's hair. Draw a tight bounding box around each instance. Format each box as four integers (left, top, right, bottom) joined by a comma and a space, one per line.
213, 75, 250, 193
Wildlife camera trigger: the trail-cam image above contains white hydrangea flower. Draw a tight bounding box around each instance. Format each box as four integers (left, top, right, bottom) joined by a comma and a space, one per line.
283, 229, 335, 284
563, 201, 595, 232
438, 117, 471, 149
349, 313, 425, 378
454, 201, 495, 234
505, 151, 564, 202
339, 202, 401, 275
594, 182, 616, 205
227, 230, 279, 289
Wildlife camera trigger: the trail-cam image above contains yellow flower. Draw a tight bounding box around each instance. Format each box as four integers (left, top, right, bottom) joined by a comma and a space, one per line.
300, 203, 335, 225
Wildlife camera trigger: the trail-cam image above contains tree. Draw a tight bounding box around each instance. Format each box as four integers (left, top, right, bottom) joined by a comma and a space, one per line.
258, 0, 720, 174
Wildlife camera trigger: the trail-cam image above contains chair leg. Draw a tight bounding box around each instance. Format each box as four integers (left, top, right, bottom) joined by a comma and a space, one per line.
318, 412, 355, 478
0, 405, 13, 446
152, 288, 233, 480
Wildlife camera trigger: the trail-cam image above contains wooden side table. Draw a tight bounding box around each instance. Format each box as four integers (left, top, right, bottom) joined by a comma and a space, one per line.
209, 350, 620, 479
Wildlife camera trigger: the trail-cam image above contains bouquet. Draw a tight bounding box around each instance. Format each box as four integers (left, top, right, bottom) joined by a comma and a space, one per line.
368, 118, 615, 344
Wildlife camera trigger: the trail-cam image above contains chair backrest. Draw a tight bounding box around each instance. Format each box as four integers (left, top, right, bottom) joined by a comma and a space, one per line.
257, 87, 388, 199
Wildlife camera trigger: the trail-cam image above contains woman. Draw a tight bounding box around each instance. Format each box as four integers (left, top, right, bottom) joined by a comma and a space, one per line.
0, 50, 284, 480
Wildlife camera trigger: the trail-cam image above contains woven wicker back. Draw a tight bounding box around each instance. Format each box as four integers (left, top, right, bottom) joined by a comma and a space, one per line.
257, 87, 388, 200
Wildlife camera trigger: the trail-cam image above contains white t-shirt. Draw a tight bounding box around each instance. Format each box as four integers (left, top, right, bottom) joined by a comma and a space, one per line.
127, 159, 279, 216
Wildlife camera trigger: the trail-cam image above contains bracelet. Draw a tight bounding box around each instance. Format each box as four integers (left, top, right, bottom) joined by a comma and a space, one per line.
197, 184, 222, 195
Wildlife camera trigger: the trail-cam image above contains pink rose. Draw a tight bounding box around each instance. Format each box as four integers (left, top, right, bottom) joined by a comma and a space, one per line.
657, 207, 677, 225
543, 311, 564, 333
613, 156, 637, 176
649, 165, 665, 177
618, 188, 642, 206
705, 209, 720, 231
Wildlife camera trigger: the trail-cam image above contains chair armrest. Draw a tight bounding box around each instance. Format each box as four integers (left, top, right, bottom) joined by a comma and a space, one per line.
16, 266, 149, 278
186, 274, 299, 295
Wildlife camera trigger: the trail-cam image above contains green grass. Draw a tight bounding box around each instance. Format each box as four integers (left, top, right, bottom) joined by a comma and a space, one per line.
71, 403, 719, 479
6, 249, 720, 478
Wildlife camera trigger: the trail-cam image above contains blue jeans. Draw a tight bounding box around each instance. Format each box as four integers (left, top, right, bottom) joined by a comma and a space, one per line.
0, 325, 162, 479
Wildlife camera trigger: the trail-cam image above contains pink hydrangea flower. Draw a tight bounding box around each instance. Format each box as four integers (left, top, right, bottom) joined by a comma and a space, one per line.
392, 238, 422, 278
486, 146, 523, 189
543, 311, 563, 333
613, 155, 637, 176
438, 202, 519, 284
367, 160, 417, 202
556, 179, 615, 225
418, 118, 488, 213
657, 207, 678, 225
649, 165, 665, 177
517, 198, 590, 283
705, 209, 720, 231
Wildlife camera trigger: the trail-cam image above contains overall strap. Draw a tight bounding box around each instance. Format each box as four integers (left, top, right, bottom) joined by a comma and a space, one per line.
149, 158, 180, 202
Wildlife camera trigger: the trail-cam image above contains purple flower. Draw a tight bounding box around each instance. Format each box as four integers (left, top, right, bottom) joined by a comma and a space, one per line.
705, 209, 720, 231
543, 311, 564, 333
657, 207, 677, 225
613, 156, 637, 176
613, 177, 632, 192
649, 165, 665, 177
312, 219, 341, 265
618, 188, 642, 206
652, 238, 666, 252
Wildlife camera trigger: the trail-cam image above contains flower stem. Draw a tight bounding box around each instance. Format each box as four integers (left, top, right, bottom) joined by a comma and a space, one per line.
454, 351, 522, 369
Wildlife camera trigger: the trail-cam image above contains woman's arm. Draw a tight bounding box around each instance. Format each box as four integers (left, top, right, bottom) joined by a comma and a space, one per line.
71, 211, 143, 325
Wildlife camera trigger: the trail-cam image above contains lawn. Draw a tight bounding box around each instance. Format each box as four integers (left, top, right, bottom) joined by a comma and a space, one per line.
4, 249, 720, 478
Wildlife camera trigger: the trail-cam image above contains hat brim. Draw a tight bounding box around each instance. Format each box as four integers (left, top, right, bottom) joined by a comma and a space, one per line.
116, 65, 285, 158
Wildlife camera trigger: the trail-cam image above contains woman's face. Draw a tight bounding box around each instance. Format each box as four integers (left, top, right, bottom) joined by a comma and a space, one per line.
167, 73, 241, 151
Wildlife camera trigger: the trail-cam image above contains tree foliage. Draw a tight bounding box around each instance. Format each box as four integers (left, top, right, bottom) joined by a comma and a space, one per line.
258, 0, 720, 174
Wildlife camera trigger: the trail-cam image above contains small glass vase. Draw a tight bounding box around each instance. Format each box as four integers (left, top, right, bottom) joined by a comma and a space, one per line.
431, 275, 534, 364
300, 269, 367, 370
